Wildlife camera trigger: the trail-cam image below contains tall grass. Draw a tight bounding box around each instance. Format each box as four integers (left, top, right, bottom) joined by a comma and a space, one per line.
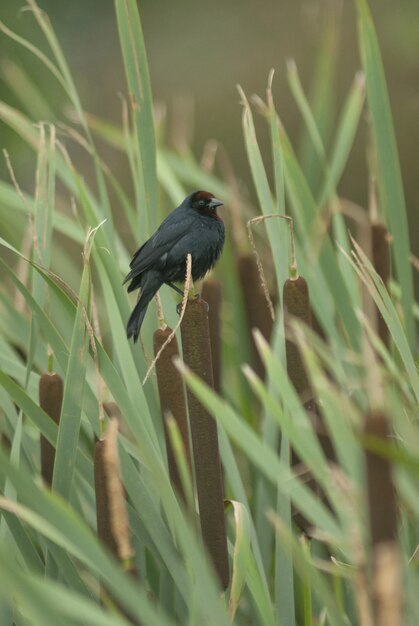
0, 0, 417, 624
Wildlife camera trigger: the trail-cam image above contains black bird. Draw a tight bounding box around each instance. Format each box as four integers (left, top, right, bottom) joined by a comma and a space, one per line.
124, 190, 225, 342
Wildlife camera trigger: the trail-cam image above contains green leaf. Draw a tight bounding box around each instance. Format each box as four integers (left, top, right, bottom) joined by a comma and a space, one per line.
0, 448, 172, 625
341, 240, 419, 403
239, 87, 284, 295
275, 436, 295, 626
51, 251, 91, 500
355, 0, 415, 347
269, 515, 349, 626
177, 360, 344, 541
226, 500, 251, 621
318, 73, 365, 206
115, 0, 158, 232
279, 126, 361, 348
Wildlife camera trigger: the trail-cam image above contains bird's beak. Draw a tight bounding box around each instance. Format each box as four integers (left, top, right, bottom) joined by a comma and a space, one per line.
209, 198, 224, 209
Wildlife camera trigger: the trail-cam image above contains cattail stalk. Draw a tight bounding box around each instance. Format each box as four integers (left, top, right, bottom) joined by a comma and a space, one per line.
201, 279, 222, 394
283, 276, 334, 530
94, 419, 137, 621
153, 327, 192, 501
103, 402, 122, 422
94, 418, 134, 565
237, 252, 274, 379
180, 297, 229, 589
371, 223, 390, 346
284, 275, 314, 531
39, 373, 63, 487
94, 438, 119, 558
364, 411, 401, 626
368, 175, 391, 346
283, 276, 312, 406
365, 414, 397, 546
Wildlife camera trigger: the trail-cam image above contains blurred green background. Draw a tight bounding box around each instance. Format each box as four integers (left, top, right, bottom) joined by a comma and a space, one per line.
1, 0, 418, 256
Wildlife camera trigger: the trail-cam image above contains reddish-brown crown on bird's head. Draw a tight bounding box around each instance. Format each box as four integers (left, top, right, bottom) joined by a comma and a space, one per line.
194, 190, 215, 201
189, 190, 224, 219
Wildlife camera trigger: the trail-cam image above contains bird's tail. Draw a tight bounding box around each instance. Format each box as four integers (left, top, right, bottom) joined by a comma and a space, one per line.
127, 273, 162, 342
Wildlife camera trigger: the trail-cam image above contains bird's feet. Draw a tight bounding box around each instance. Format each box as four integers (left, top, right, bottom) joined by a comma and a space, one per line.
176, 293, 203, 315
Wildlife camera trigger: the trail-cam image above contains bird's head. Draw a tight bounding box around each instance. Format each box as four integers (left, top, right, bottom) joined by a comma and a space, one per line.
187, 190, 224, 217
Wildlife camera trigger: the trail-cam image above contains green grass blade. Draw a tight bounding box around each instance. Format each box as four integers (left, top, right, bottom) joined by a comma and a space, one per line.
0, 449, 175, 625
1, 59, 55, 120
275, 435, 295, 626
115, 0, 158, 232
0, 549, 71, 626
218, 427, 270, 596
266, 75, 290, 300
298, 12, 339, 194
287, 60, 328, 166
23, 0, 115, 247
318, 73, 365, 206
270, 516, 349, 626
226, 500, 251, 621
94, 255, 160, 451
239, 86, 285, 295
0, 372, 92, 479
279, 126, 361, 347
355, 0, 415, 347
177, 361, 343, 540
0, 19, 67, 93
51, 250, 91, 500
341, 241, 419, 402
286, 62, 364, 313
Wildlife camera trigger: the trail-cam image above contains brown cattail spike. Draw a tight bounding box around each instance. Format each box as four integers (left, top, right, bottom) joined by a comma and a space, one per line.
94, 421, 136, 568
102, 419, 133, 564
283, 276, 312, 403
364, 411, 397, 546
94, 418, 134, 564
94, 419, 138, 622
103, 402, 122, 422
201, 279, 222, 394
180, 297, 229, 589
103, 401, 129, 439
153, 327, 192, 501
371, 223, 390, 346
237, 252, 274, 380
94, 439, 119, 557
1, 433, 11, 453
283, 277, 334, 532
364, 411, 401, 626
39, 373, 63, 487
373, 543, 402, 626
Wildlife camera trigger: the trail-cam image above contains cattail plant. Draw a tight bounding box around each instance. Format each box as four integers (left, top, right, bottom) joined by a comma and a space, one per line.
94, 418, 137, 619
364, 411, 401, 626
247, 212, 333, 455
1, 429, 11, 453
141, 270, 193, 503
39, 371, 63, 487
103, 401, 122, 422
369, 177, 391, 347
180, 296, 229, 589
371, 224, 390, 346
279, 217, 334, 530
237, 252, 274, 380
94, 418, 135, 568
283, 275, 312, 407
201, 278, 222, 394
283, 260, 318, 530
153, 325, 192, 502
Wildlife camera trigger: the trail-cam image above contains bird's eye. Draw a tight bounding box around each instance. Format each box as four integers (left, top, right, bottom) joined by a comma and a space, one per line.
199, 200, 205, 207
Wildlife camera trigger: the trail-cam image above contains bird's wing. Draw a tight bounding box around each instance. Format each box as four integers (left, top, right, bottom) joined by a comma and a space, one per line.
127, 211, 194, 277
